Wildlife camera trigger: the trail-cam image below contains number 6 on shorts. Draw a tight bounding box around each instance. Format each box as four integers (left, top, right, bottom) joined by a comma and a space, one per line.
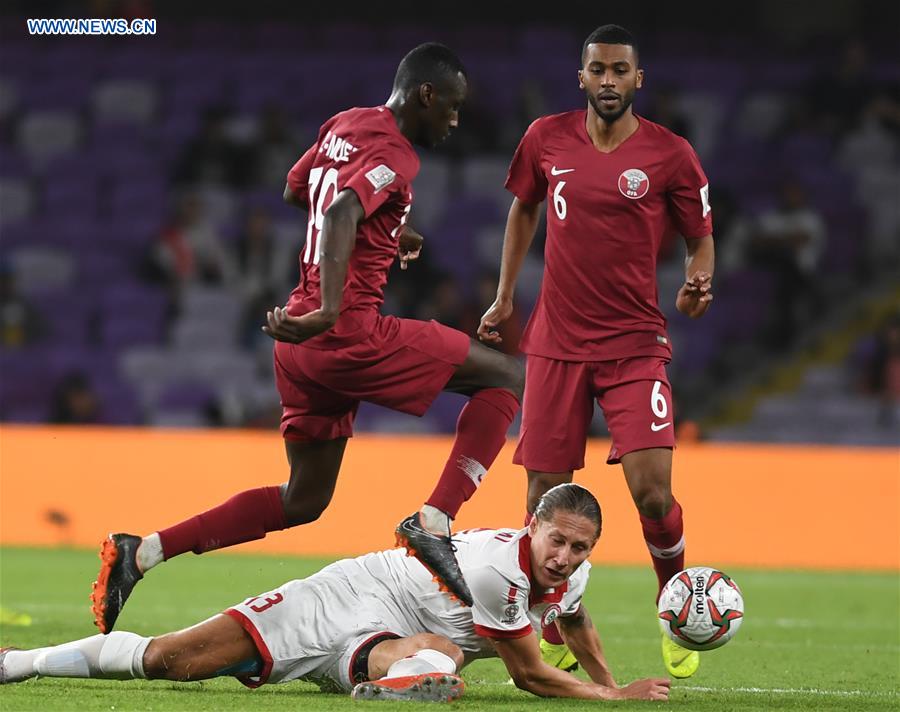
650, 380, 668, 419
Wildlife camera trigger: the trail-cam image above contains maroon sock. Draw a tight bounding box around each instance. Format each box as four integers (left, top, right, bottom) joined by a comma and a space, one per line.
158, 486, 288, 558
542, 619, 565, 645
639, 499, 686, 600
425, 388, 519, 518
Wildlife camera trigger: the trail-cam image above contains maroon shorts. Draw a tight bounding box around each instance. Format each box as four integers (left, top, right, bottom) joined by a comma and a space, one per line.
513, 355, 675, 472
274, 314, 471, 441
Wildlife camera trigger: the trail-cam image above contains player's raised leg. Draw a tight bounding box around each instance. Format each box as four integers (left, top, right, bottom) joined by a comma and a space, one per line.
620, 446, 697, 678
91, 438, 347, 633
352, 633, 465, 702
396, 338, 523, 607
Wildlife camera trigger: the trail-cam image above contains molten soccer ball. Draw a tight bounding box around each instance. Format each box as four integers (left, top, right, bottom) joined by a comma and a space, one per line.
658, 567, 744, 651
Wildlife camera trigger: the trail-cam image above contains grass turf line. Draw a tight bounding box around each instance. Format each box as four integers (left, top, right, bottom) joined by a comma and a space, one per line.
1, 547, 897, 711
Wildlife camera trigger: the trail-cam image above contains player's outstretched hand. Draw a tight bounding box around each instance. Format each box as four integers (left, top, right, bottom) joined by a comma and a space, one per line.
477, 298, 513, 344
398, 226, 424, 270
262, 306, 337, 343
675, 271, 713, 319
616, 678, 671, 701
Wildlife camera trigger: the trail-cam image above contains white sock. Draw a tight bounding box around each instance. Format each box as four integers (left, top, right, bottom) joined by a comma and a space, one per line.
419, 505, 451, 536
385, 649, 457, 679
3, 648, 50, 682
29, 632, 150, 680
137, 533, 164, 572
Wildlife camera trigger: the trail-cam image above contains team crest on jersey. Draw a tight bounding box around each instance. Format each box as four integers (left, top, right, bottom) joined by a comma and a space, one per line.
618, 168, 650, 199
541, 604, 562, 628
365, 164, 397, 192
502, 604, 520, 623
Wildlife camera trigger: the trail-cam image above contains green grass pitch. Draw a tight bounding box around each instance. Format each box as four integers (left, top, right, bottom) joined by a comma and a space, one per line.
1, 547, 897, 710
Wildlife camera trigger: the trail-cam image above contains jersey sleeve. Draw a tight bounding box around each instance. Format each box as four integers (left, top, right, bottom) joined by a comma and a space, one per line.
466, 565, 533, 639
666, 138, 714, 239
286, 144, 317, 205
343, 140, 418, 219
505, 119, 547, 205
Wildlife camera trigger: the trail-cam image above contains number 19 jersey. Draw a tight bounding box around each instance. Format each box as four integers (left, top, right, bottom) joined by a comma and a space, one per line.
285, 106, 420, 348
505, 111, 714, 362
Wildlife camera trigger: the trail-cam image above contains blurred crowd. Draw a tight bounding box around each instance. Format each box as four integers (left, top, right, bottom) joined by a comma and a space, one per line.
0, 20, 898, 442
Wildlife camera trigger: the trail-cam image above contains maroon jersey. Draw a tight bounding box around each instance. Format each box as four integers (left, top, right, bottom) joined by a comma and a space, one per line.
285, 106, 419, 348
506, 111, 713, 361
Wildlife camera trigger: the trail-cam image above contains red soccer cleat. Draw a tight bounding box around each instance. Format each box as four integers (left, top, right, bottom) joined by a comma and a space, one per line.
351, 673, 465, 702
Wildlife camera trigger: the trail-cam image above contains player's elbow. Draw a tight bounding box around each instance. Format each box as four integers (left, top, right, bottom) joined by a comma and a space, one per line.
506, 664, 544, 696
283, 183, 301, 206
511, 672, 549, 697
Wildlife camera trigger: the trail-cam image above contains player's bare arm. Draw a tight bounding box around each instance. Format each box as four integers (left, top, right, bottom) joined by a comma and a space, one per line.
675, 234, 715, 319
398, 224, 424, 270
491, 631, 669, 700
263, 189, 364, 343
477, 197, 543, 344
556, 605, 616, 688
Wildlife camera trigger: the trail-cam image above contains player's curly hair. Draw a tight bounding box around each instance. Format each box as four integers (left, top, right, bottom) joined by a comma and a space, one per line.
534, 483, 602, 538
582, 24, 638, 64
393, 42, 467, 92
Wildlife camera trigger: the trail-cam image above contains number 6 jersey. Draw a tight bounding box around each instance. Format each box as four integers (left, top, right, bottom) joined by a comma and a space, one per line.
505, 111, 714, 362
285, 106, 420, 348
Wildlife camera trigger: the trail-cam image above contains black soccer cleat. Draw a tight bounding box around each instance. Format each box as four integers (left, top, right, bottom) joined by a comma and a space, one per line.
90, 533, 144, 634
395, 513, 473, 607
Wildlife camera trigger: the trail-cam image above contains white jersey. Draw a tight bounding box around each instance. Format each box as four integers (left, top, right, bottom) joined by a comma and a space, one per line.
226, 527, 590, 690
372, 527, 590, 658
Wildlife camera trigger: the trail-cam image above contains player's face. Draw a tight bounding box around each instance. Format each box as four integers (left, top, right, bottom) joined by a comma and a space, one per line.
528, 511, 598, 589
579, 43, 643, 124
418, 72, 467, 147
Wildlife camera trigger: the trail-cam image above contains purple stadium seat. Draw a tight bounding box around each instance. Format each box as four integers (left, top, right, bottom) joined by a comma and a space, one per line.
43, 181, 100, 220
155, 380, 216, 411
95, 381, 144, 425
109, 181, 168, 222
21, 77, 94, 111
250, 22, 310, 50
100, 317, 166, 349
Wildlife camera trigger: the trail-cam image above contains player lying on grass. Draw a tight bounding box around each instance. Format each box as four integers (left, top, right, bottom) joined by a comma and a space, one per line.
1, 484, 669, 702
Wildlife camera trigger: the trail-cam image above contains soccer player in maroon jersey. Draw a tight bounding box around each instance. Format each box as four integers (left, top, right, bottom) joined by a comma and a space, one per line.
477, 25, 715, 678
91, 43, 524, 633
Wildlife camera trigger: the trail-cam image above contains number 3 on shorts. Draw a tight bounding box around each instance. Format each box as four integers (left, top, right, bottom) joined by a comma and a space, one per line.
247, 593, 284, 613
650, 380, 668, 419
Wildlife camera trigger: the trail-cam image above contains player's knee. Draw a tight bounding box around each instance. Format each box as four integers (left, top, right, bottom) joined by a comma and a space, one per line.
282, 496, 329, 526
414, 634, 464, 670
634, 488, 672, 520
503, 357, 525, 401
280, 484, 334, 526
141, 639, 173, 680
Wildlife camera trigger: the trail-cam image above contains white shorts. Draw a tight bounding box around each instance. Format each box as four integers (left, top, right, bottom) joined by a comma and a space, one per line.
225, 559, 417, 691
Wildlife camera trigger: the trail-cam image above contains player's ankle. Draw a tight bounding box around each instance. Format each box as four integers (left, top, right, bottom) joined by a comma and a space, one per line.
136, 533, 164, 573
418, 505, 451, 536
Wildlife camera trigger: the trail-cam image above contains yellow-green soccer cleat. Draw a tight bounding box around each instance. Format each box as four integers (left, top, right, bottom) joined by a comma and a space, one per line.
661, 632, 700, 678
540, 639, 579, 672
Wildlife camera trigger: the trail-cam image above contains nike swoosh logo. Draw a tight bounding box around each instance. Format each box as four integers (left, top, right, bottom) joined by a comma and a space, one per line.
550, 166, 575, 175
651, 422, 671, 432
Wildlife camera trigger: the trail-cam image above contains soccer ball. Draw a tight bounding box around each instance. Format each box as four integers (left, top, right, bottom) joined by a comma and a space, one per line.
658, 567, 744, 651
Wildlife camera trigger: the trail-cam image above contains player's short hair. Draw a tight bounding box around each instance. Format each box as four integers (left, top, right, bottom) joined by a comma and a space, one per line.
582, 24, 638, 64
534, 483, 602, 538
393, 42, 467, 92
